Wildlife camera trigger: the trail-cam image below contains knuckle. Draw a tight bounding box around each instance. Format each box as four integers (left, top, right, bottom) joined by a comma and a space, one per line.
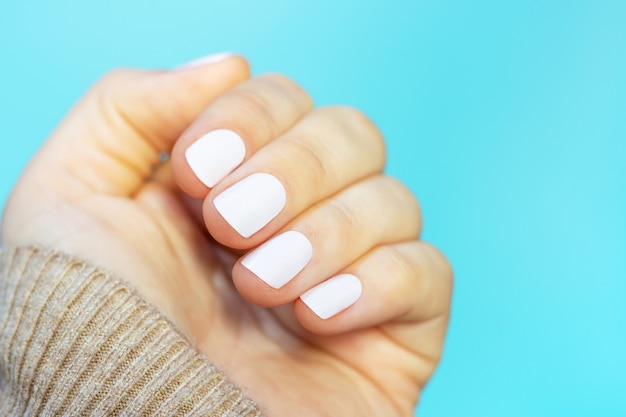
88, 68, 151, 140
216, 74, 313, 140
392, 241, 453, 320
334, 105, 371, 125
260, 73, 302, 92
259, 73, 314, 110
388, 245, 421, 284
381, 176, 422, 235
286, 137, 335, 190
327, 198, 361, 242
91, 68, 142, 111
337, 106, 381, 139
225, 87, 280, 137
421, 242, 454, 299
320, 106, 386, 164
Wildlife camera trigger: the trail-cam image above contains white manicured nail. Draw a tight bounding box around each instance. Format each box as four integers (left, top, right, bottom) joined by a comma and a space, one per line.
241, 231, 313, 289
177, 52, 236, 69
214, 173, 286, 238
300, 274, 362, 319
185, 129, 246, 188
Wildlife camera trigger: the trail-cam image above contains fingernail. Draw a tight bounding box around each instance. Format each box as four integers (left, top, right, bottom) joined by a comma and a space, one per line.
185, 129, 246, 188
300, 274, 362, 320
176, 52, 236, 69
214, 173, 286, 238
241, 231, 313, 289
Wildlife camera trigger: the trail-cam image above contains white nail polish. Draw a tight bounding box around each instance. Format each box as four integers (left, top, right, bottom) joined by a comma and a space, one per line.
176, 52, 236, 69
241, 231, 313, 289
214, 173, 286, 238
300, 274, 362, 320
185, 129, 246, 188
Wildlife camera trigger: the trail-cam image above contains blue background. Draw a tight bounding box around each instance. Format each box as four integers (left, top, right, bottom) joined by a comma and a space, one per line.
1, 1, 625, 415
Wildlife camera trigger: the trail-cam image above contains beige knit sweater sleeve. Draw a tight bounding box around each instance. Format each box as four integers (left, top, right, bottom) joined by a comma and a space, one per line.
0, 246, 263, 417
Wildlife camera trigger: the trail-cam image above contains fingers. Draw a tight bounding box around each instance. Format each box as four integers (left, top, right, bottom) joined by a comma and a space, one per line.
231, 176, 421, 304
21, 55, 250, 199
295, 241, 453, 335
231, 176, 451, 336
172, 73, 450, 336
172, 74, 313, 198
188, 105, 386, 247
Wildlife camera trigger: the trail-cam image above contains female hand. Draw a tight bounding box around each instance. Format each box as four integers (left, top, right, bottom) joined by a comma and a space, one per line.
2, 55, 452, 416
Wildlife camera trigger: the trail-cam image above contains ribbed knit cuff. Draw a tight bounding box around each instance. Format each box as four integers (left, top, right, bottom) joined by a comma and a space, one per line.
0, 246, 262, 417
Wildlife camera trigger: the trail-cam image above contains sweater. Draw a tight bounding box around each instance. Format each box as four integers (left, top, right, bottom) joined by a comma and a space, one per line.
0, 246, 263, 416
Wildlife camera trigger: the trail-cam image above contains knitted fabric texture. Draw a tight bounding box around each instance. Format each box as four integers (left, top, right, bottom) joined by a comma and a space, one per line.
0, 246, 262, 416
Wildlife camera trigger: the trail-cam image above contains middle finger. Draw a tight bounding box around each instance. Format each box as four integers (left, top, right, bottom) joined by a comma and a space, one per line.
205, 106, 386, 248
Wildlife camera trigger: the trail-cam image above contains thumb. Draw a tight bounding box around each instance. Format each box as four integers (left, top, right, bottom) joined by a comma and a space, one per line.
22, 55, 250, 198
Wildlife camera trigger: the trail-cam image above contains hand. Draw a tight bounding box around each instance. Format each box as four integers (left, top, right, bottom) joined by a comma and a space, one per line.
2, 56, 452, 416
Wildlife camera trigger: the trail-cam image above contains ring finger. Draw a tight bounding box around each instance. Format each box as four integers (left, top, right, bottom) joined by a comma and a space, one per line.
231, 175, 421, 307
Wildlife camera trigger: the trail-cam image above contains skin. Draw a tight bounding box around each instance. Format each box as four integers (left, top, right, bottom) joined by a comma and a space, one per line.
2, 56, 453, 416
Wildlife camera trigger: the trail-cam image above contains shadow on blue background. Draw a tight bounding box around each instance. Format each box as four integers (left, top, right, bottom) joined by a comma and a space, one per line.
1, 1, 624, 415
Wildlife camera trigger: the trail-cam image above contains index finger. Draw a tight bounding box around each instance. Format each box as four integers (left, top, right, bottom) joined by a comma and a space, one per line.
172, 74, 313, 198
